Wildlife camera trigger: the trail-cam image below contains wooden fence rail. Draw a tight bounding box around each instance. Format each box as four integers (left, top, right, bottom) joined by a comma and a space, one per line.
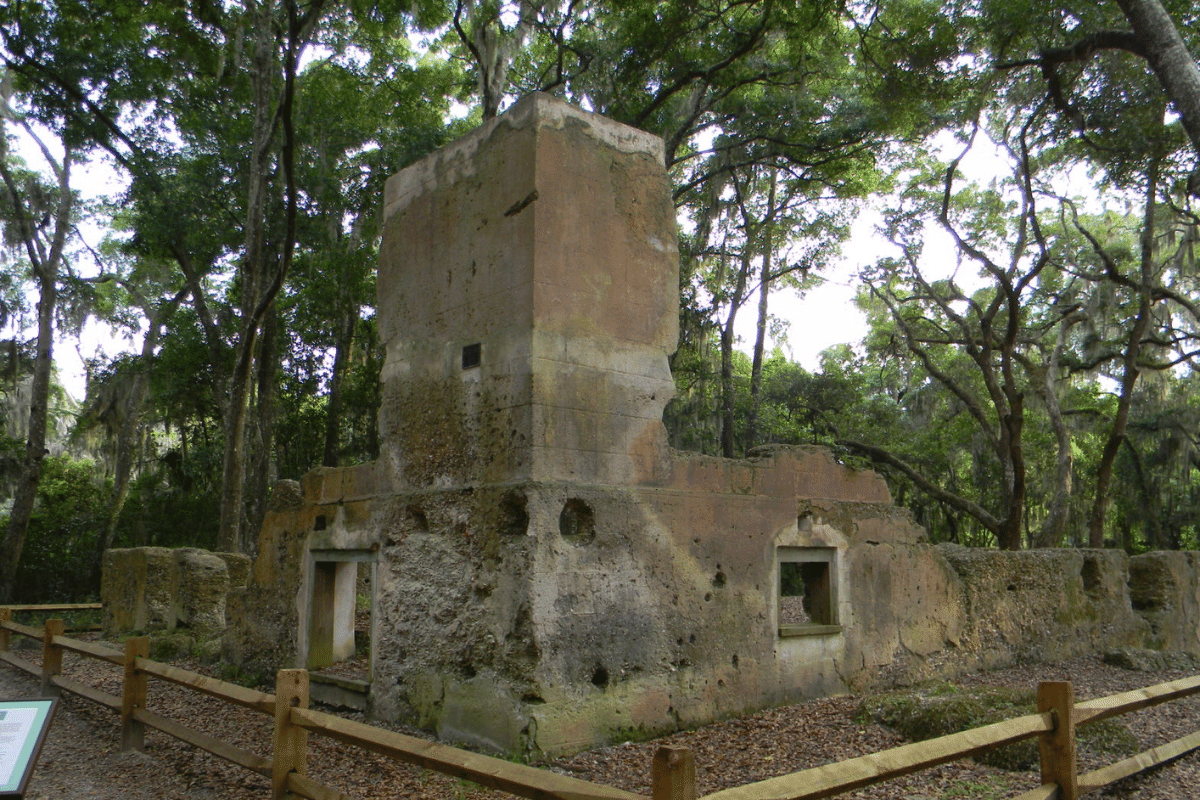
0, 602, 104, 633
0, 603, 103, 613
3, 606, 1200, 800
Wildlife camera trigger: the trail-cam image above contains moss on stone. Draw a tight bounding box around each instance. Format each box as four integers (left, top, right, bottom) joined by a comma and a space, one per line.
150, 632, 197, 661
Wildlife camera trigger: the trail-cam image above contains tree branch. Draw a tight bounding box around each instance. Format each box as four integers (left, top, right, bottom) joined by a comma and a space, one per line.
837, 438, 1003, 534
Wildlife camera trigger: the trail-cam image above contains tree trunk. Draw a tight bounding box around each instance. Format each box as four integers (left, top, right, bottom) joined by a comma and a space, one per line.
322, 309, 356, 467
93, 374, 147, 582
719, 309, 739, 459
218, 5, 275, 553
1116, 0, 1200, 158
746, 257, 769, 451
0, 275, 57, 602
0, 131, 71, 603
1088, 159, 1159, 547
247, 308, 280, 551
740, 170, 780, 453
218, 339, 256, 552
1035, 313, 1083, 548
720, 253, 752, 459
997, 392, 1026, 551
91, 293, 183, 583
1087, 303, 1148, 547
1124, 439, 1165, 550
217, 0, 316, 551
746, 178, 777, 451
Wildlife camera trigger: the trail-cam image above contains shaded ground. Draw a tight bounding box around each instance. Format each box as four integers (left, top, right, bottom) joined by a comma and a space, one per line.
2, 638, 1198, 799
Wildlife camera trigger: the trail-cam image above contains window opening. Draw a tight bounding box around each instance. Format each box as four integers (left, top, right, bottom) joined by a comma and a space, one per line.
559, 498, 595, 544
462, 342, 482, 369
778, 547, 841, 637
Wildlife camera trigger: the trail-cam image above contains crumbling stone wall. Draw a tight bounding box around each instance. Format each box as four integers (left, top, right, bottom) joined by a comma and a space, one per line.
103, 94, 1200, 758
935, 547, 1149, 670
221, 477, 314, 670
1127, 551, 1200, 651
102, 546, 250, 641
222, 447, 1200, 757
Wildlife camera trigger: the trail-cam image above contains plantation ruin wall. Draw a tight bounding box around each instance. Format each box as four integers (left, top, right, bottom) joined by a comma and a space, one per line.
103, 94, 1200, 757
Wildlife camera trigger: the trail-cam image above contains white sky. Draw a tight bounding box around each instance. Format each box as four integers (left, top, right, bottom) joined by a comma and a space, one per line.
14, 108, 1028, 400
747, 131, 1016, 370
6, 122, 134, 400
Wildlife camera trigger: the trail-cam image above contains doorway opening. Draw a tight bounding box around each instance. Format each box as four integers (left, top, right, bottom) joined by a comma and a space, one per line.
307, 551, 374, 674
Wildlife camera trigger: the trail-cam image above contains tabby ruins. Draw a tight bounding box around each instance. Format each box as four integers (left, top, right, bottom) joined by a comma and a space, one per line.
103, 93, 1200, 757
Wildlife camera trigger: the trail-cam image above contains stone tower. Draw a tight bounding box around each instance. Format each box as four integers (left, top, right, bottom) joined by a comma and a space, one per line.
375, 93, 679, 490
229, 92, 948, 759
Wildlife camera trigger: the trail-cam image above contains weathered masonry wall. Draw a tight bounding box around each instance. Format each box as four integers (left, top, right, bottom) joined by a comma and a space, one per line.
102, 547, 250, 641
103, 94, 1200, 758
223, 458, 1191, 757
107, 497, 1200, 753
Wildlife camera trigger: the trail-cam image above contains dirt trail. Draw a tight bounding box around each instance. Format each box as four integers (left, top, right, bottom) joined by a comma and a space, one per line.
2, 648, 1199, 799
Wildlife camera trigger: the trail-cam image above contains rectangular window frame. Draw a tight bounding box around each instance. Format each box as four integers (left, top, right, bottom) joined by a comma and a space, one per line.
461, 342, 482, 370
777, 546, 842, 638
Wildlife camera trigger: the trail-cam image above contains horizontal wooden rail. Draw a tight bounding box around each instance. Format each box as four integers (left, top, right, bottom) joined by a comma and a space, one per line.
3, 619, 43, 639
290, 705, 644, 800
1009, 785, 1057, 800
700, 712, 1055, 800
0, 650, 39, 677
1078, 729, 1200, 792
49, 674, 122, 712
1075, 674, 1200, 725
135, 658, 277, 715
51, 634, 123, 665
134, 706, 273, 776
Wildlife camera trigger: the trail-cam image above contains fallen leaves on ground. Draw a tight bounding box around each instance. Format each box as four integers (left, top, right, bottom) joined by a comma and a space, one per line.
4, 637, 1199, 800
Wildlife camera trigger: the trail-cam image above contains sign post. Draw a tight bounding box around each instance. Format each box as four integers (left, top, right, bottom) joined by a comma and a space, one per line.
0, 699, 57, 798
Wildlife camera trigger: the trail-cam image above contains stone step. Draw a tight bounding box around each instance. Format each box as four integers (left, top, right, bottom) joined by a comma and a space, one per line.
310, 672, 370, 711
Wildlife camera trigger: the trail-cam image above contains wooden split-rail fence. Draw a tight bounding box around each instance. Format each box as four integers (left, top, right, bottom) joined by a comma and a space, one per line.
3, 606, 1200, 799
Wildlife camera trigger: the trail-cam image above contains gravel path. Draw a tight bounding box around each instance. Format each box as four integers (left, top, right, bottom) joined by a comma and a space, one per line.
2, 638, 1199, 799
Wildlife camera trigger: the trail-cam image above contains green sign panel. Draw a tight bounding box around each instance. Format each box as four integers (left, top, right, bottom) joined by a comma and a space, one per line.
0, 699, 57, 797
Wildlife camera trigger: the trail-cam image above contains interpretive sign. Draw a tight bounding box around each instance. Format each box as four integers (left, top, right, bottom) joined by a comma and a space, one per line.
0, 699, 56, 797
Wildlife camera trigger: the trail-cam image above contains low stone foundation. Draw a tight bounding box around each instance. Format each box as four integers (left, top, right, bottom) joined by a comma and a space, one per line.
102, 470, 1200, 756
101, 547, 250, 640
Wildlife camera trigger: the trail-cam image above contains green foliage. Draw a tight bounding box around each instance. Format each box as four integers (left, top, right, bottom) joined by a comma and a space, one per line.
149, 632, 200, 662
118, 464, 222, 551
212, 660, 270, 690
779, 562, 805, 597
9, 604, 102, 632
860, 682, 1139, 771
8, 456, 107, 602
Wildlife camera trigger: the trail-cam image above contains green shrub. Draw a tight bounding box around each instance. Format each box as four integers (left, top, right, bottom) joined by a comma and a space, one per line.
9, 456, 107, 603
859, 682, 1140, 771
150, 632, 198, 661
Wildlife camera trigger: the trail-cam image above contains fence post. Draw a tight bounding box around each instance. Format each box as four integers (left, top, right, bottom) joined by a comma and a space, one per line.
0, 608, 10, 653
272, 669, 310, 800
652, 745, 697, 800
40, 618, 64, 696
121, 636, 149, 752
1037, 681, 1078, 800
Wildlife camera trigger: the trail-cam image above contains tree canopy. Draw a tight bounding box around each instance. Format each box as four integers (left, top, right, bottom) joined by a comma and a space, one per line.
0, 0, 1199, 599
